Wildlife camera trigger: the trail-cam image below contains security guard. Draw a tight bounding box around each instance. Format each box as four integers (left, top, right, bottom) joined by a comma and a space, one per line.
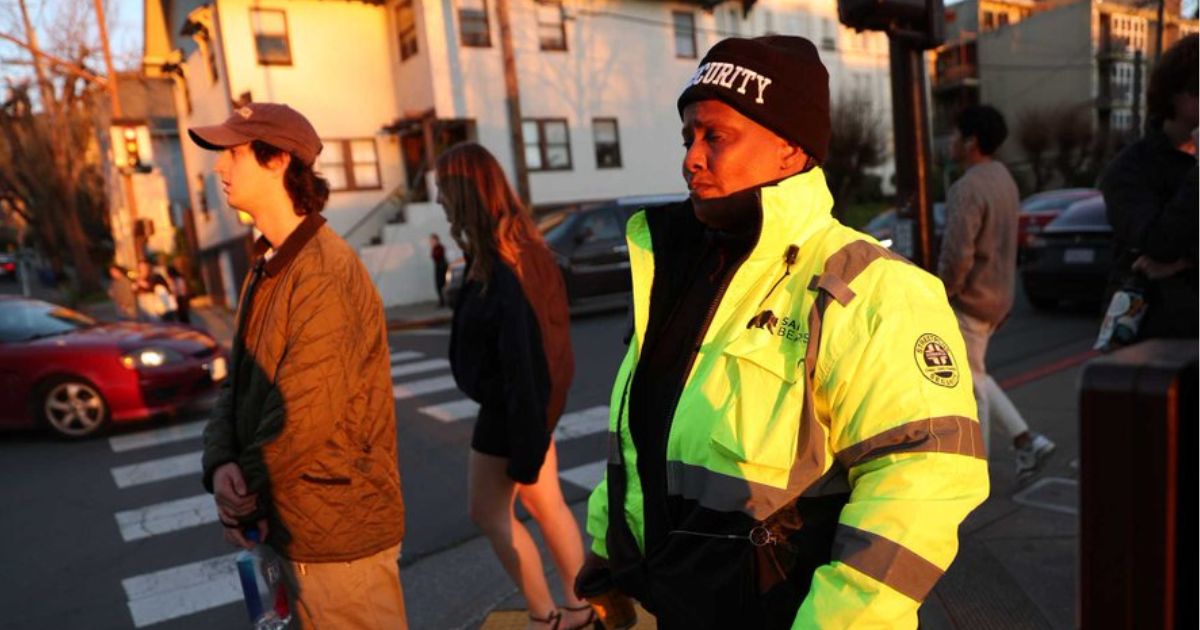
577, 36, 989, 628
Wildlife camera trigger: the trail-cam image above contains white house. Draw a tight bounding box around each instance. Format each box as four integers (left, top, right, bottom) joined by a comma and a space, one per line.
147, 0, 895, 308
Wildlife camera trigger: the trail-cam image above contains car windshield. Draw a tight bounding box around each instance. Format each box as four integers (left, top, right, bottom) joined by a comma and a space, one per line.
1022, 190, 1097, 213
1048, 199, 1109, 230
538, 211, 575, 244
0, 300, 96, 343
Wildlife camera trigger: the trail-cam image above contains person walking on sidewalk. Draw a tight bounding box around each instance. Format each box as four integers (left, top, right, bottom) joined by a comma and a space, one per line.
107, 264, 137, 320
430, 233, 449, 307
167, 260, 192, 325
133, 259, 177, 322
579, 36, 988, 629
939, 104, 1056, 479
190, 103, 408, 628
435, 143, 594, 630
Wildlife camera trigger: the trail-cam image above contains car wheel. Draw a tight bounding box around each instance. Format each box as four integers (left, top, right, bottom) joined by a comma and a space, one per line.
39, 377, 110, 439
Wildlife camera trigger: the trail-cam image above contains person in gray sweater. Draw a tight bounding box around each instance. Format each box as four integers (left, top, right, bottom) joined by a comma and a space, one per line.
938, 105, 1055, 480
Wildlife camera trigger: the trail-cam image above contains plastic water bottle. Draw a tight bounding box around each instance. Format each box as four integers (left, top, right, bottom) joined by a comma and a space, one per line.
1095, 273, 1148, 351
235, 529, 292, 629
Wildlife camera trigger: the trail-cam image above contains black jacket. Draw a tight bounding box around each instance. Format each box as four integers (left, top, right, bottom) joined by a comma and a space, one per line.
450, 259, 557, 483
1101, 129, 1198, 339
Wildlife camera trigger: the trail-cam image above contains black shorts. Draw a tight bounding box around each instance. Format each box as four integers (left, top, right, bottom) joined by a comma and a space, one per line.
471, 405, 510, 457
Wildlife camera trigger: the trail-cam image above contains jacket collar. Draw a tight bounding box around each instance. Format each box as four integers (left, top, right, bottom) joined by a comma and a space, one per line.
747, 167, 836, 262
253, 213, 327, 277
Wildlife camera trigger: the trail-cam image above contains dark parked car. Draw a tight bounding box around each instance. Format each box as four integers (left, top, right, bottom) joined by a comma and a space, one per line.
1018, 188, 1101, 260
541, 194, 686, 301
1019, 196, 1113, 309
0, 297, 227, 438
862, 203, 946, 260
443, 193, 687, 306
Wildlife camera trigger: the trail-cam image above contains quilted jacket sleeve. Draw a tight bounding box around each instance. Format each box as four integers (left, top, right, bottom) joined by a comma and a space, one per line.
201, 378, 238, 492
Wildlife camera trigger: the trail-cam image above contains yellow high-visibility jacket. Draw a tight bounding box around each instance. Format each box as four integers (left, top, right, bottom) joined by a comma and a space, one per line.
586, 169, 990, 628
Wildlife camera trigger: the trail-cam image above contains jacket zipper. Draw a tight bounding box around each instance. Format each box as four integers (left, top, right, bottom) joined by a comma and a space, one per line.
659, 244, 754, 521
660, 243, 799, 544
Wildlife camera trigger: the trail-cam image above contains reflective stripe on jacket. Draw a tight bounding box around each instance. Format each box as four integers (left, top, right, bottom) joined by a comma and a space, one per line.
586, 169, 990, 628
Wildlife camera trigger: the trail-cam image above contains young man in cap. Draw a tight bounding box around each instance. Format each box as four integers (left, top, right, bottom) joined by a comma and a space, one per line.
192, 103, 408, 627
578, 37, 988, 628
939, 104, 1056, 480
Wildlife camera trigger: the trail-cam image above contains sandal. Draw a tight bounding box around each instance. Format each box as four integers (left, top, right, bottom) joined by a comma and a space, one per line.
529, 609, 562, 629
560, 603, 598, 630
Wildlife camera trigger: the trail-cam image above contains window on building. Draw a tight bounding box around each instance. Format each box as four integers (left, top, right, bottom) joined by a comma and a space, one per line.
537, 1, 567, 51
251, 9, 291, 65
821, 19, 836, 50
317, 139, 382, 192
396, 0, 418, 61
592, 118, 622, 169
673, 12, 697, 59
998, 13, 1009, 27
459, 0, 491, 47
523, 119, 572, 171
982, 11, 995, 31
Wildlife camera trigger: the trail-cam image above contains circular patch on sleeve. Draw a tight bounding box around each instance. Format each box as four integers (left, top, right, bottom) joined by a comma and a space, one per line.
913, 333, 960, 388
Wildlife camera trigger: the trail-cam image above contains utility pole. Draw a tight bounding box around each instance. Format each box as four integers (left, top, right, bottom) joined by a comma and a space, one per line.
495, 0, 532, 207
889, 38, 937, 271
91, 0, 144, 265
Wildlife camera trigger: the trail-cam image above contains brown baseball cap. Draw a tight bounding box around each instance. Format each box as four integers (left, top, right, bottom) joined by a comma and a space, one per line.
188, 102, 323, 166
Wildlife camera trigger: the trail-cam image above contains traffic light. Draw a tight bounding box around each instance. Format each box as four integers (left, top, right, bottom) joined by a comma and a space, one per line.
122, 127, 141, 169
838, 0, 945, 49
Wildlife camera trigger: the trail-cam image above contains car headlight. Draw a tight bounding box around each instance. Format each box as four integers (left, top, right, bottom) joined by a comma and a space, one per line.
121, 347, 185, 369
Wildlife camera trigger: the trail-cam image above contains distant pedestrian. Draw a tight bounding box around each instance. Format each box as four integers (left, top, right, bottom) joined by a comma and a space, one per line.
435, 142, 593, 630
107, 264, 137, 320
167, 261, 192, 325
430, 233, 448, 307
189, 102, 408, 628
133, 260, 177, 322
939, 104, 1056, 480
1101, 34, 1198, 341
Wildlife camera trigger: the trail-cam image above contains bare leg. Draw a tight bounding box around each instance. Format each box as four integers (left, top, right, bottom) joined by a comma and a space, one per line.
468, 450, 556, 629
516, 442, 591, 626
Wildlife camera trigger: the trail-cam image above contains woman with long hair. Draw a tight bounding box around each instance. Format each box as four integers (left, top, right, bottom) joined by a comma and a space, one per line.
436, 142, 593, 630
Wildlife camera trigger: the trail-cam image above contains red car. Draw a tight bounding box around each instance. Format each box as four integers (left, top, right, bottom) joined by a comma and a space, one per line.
1018, 188, 1101, 255
0, 296, 227, 438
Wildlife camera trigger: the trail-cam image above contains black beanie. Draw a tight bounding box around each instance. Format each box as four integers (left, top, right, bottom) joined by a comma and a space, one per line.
678, 36, 831, 164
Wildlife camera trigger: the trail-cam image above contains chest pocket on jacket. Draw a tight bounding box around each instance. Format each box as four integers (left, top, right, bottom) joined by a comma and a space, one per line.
709, 328, 807, 477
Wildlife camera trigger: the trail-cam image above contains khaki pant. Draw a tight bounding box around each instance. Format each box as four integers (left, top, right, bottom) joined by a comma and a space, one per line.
955, 310, 1030, 455
288, 543, 408, 629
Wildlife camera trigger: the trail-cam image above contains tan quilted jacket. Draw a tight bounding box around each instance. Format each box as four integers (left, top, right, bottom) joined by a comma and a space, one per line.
202, 214, 405, 562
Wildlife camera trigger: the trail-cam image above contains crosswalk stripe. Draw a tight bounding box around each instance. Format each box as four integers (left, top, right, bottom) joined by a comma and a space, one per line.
553, 405, 610, 441
123, 553, 240, 628
390, 350, 424, 364
115, 494, 217, 542
418, 399, 479, 422
393, 375, 458, 400
390, 358, 450, 379
559, 460, 607, 492
112, 451, 202, 489
109, 420, 207, 453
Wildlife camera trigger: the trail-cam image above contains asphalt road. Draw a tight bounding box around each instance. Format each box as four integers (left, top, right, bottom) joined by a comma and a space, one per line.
0, 280, 1099, 630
